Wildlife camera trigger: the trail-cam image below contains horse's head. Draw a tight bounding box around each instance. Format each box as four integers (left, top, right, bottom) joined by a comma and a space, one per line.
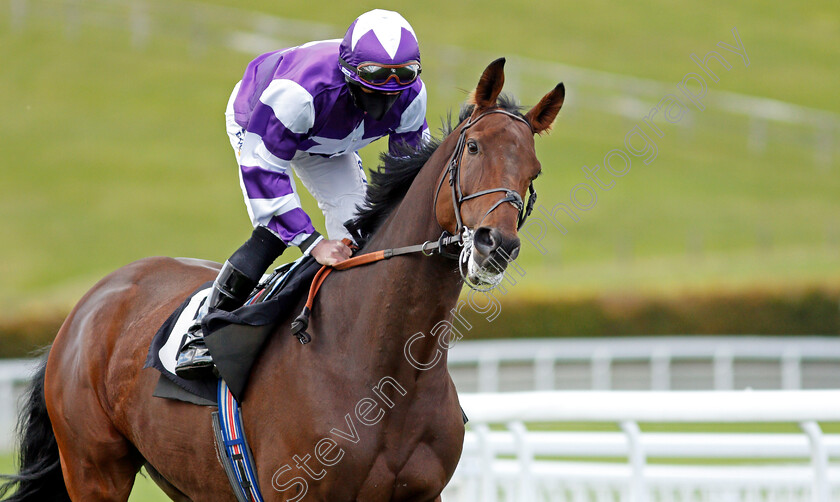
435, 58, 565, 290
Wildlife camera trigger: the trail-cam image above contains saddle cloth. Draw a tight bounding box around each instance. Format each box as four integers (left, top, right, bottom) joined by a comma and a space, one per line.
144, 255, 321, 403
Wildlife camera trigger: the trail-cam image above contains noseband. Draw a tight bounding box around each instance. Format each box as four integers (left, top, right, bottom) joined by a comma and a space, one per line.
434, 108, 538, 240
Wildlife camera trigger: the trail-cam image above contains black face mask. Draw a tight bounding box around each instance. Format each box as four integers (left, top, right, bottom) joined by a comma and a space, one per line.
346, 79, 401, 121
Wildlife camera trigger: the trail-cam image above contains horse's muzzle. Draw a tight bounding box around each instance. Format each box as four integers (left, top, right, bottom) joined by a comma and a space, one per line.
471, 226, 521, 272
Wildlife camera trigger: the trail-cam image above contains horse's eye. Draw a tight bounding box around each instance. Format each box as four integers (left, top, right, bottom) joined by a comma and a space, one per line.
466, 139, 479, 154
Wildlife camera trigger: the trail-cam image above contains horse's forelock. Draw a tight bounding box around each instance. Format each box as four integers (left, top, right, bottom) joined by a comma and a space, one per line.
459, 93, 525, 124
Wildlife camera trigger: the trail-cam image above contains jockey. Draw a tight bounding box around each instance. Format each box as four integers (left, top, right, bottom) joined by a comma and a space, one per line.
176, 9, 430, 379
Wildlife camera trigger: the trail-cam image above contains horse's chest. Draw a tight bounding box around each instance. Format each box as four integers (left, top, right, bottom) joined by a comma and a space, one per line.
262, 402, 463, 501
368, 411, 465, 500
348, 431, 463, 502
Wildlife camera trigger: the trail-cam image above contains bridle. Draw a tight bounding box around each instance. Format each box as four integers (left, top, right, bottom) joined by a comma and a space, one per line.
291, 108, 539, 342
434, 108, 538, 239
431, 108, 538, 290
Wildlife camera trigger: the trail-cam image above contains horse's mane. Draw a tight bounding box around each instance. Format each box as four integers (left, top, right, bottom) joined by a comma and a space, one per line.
346, 94, 525, 243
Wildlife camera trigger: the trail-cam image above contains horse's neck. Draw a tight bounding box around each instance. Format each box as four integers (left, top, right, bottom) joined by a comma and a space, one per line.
331, 147, 463, 372
368, 147, 462, 300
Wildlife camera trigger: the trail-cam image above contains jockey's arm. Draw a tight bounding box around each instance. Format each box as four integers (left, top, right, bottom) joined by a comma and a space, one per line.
241, 83, 331, 258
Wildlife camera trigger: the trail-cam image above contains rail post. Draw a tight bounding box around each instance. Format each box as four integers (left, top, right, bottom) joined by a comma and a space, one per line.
621, 420, 647, 502
801, 421, 829, 502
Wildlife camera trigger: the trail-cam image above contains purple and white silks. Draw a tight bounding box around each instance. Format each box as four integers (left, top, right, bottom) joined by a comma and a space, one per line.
225, 39, 429, 247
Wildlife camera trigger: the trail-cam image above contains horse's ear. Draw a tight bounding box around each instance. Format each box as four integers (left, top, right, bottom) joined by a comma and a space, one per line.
470, 58, 506, 110
525, 82, 565, 135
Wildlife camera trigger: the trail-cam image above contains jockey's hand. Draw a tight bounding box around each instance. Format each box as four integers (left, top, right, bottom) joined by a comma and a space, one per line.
311, 239, 352, 266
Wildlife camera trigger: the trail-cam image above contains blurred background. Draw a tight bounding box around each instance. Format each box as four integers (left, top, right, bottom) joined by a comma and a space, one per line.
1, 1, 839, 499
1, 0, 838, 350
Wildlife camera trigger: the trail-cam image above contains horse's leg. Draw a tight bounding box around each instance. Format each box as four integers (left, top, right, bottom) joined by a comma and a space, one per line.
40, 257, 226, 501
144, 463, 192, 502
47, 374, 142, 501
44, 280, 146, 501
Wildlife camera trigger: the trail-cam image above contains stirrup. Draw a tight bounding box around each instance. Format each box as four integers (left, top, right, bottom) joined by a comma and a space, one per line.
175, 327, 217, 380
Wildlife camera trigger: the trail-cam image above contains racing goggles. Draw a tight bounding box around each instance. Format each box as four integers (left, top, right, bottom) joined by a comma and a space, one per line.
340, 57, 421, 87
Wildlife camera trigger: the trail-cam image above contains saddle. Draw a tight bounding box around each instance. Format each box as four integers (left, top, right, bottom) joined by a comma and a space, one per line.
145, 255, 321, 404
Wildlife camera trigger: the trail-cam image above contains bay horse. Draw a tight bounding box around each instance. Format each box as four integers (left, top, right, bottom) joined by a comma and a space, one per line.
0, 58, 564, 501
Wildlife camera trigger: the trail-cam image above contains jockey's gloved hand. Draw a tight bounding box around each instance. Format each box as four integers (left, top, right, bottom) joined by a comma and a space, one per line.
311, 239, 352, 266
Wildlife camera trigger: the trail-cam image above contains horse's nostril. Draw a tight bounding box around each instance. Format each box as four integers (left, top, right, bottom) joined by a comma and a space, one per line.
507, 241, 521, 261
473, 227, 500, 256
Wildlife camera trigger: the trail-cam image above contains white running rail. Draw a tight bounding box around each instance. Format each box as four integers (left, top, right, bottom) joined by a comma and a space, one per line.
0, 359, 39, 452
445, 390, 840, 502
3, 337, 840, 450
447, 336, 840, 392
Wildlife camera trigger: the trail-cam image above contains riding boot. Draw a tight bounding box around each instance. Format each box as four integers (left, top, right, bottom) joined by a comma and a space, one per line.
174, 260, 258, 380
172, 225, 305, 380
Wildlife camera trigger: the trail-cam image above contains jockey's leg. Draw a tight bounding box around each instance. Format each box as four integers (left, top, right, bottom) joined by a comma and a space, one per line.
175, 225, 285, 380
291, 151, 368, 241
175, 83, 291, 380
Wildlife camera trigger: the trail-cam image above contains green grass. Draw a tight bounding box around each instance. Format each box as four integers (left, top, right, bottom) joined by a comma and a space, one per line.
129, 470, 171, 502
197, 0, 840, 113
0, 451, 170, 500
1, 0, 838, 317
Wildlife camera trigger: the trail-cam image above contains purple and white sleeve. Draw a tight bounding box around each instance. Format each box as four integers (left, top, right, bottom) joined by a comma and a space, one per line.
238, 79, 320, 249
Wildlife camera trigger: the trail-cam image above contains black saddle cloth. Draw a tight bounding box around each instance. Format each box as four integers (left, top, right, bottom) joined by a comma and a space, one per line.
145, 256, 321, 403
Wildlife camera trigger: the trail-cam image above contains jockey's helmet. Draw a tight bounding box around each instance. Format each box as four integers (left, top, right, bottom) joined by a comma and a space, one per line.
338, 10, 422, 94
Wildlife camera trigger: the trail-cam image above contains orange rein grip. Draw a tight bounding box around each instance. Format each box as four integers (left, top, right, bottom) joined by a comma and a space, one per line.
331, 250, 386, 270
303, 239, 387, 310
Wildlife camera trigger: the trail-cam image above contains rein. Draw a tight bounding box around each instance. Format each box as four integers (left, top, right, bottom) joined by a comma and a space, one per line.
289, 109, 537, 344
289, 235, 461, 344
